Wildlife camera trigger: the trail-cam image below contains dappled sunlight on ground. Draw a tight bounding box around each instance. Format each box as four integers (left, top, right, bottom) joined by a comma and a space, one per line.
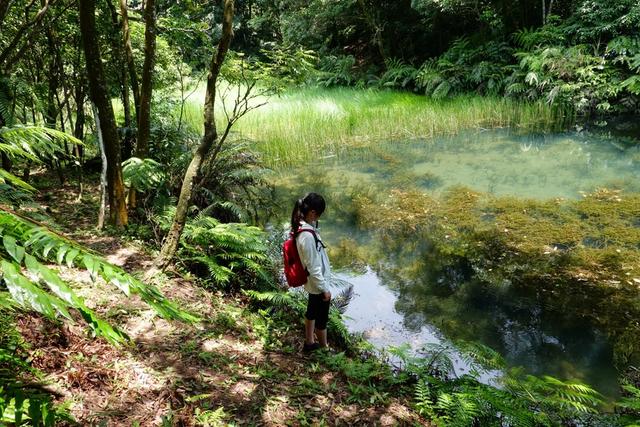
15, 177, 428, 425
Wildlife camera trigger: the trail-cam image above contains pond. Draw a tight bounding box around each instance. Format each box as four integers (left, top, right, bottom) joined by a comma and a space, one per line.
274, 126, 640, 399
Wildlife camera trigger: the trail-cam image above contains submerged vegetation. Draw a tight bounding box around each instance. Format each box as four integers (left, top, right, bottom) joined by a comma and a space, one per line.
348, 186, 640, 361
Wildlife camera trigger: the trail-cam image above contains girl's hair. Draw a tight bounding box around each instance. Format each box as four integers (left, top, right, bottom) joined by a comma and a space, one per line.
290, 192, 326, 232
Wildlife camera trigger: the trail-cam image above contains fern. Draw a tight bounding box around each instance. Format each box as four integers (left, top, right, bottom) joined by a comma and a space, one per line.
192, 138, 274, 223
0, 125, 80, 161
456, 341, 506, 373
0, 125, 82, 206
166, 212, 274, 289
122, 157, 168, 192
0, 209, 198, 342
377, 59, 419, 89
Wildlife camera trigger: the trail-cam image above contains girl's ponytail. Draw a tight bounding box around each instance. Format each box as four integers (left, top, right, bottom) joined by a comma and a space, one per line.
290, 198, 304, 232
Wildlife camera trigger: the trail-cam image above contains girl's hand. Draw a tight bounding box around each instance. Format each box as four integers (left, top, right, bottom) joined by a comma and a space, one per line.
322, 291, 331, 301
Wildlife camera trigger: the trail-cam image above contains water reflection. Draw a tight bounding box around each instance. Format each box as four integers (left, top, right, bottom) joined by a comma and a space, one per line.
334, 129, 640, 199
340, 257, 619, 397
274, 127, 639, 398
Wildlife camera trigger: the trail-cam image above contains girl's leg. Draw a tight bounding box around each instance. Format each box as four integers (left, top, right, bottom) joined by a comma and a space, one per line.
315, 328, 327, 347
305, 319, 316, 344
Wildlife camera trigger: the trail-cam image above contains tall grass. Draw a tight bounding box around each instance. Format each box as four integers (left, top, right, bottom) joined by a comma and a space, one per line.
151, 86, 573, 168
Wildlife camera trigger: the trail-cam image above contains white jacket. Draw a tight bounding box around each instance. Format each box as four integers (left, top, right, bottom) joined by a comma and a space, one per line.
296, 220, 331, 294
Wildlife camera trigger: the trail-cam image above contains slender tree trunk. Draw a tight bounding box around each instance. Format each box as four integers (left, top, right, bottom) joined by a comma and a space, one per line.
129, 0, 157, 210
119, 0, 140, 120
0, 111, 10, 171
542, 0, 546, 25
1, 107, 10, 171
45, 25, 59, 129
106, 0, 133, 160
74, 78, 86, 199
79, 0, 128, 226
136, 0, 156, 159
93, 103, 108, 229
154, 0, 235, 269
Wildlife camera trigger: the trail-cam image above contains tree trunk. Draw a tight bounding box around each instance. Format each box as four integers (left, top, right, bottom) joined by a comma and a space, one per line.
93, 103, 108, 229
79, 0, 128, 226
45, 25, 59, 129
74, 78, 86, 199
154, 0, 235, 269
129, 0, 157, 210
106, 0, 133, 160
119, 0, 141, 121
136, 0, 156, 159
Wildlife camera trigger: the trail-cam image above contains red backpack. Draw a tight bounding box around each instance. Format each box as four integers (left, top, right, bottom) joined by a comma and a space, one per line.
282, 229, 319, 287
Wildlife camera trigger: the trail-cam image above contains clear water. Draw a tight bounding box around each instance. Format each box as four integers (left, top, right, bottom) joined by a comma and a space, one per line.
276, 127, 640, 398
315, 129, 640, 200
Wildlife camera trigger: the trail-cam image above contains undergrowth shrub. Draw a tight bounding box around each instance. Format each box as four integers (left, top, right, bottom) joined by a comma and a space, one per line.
153, 207, 275, 291
416, 38, 513, 99
388, 341, 616, 426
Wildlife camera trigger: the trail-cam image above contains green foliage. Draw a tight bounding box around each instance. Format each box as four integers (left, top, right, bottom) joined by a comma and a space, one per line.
0, 126, 81, 163
122, 157, 168, 192
617, 381, 640, 425
0, 125, 81, 205
417, 38, 513, 98
0, 209, 198, 340
509, 44, 625, 113
373, 59, 420, 90
396, 341, 605, 426
193, 139, 274, 223
316, 55, 357, 87
157, 210, 274, 290
258, 45, 319, 86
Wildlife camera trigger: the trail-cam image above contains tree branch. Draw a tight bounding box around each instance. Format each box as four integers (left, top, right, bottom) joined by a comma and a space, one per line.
0, 0, 58, 67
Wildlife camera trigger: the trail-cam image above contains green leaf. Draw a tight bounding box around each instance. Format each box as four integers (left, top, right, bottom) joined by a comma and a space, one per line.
1, 260, 72, 320
64, 248, 79, 268
0, 169, 36, 192
25, 254, 77, 306
3, 235, 25, 263
82, 255, 98, 280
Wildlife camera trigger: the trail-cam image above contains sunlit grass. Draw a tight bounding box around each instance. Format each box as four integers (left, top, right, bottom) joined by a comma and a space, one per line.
216, 87, 569, 167
119, 85, 571, 168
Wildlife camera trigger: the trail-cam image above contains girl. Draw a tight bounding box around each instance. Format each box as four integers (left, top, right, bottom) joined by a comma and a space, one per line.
291, 192, 332, 352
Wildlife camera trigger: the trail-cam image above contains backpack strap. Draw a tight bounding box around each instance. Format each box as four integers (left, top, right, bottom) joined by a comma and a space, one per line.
293, 228, 326, 252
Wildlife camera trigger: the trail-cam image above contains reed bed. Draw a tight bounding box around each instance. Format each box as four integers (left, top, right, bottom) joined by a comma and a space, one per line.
159, 86, 571, 168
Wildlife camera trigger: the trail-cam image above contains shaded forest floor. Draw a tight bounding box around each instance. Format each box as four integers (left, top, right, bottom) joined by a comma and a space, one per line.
20, 175, 427, 426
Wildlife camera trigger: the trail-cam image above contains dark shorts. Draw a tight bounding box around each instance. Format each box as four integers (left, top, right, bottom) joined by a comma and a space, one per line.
306, 293, 330, 330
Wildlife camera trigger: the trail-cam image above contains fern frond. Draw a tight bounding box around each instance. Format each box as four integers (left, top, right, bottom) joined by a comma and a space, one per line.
122, 157, 168, 192
0, 169, 36, 192
0, 209, 199, 324
0, 125, 81, 162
